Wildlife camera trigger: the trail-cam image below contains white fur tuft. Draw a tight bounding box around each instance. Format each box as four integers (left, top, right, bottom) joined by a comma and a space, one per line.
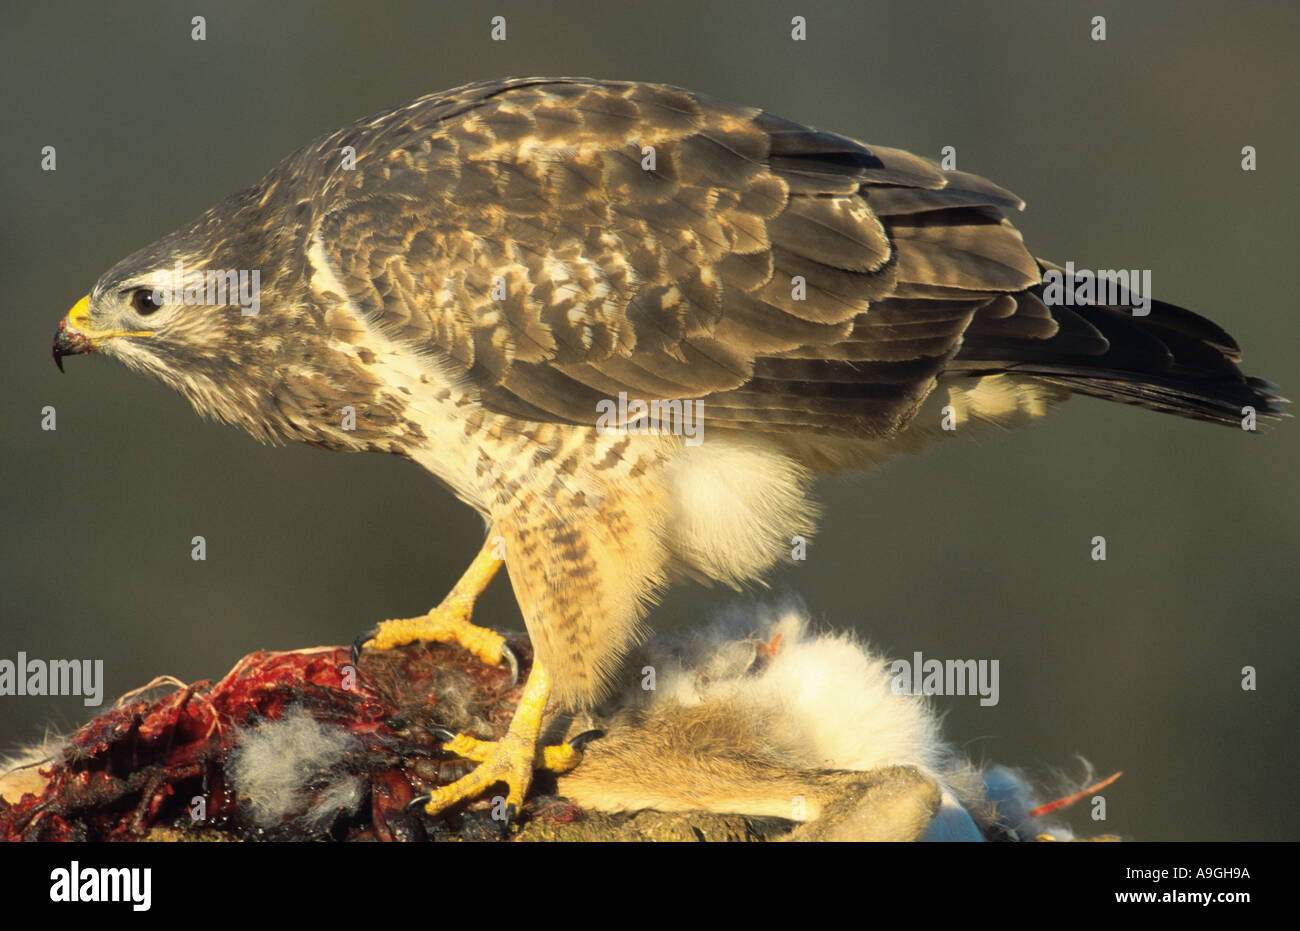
663, 438, 818, 585
633, 600, 1071, 840
227, 708, 365, 832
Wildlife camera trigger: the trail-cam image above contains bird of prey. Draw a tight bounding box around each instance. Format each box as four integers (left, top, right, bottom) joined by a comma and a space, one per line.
52, 77, 1283, 821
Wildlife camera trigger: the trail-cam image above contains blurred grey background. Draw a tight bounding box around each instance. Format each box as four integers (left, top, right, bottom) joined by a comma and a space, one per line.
1, 0, 1296, 840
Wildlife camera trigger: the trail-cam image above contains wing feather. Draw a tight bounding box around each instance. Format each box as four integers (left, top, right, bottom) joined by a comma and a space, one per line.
304, 77, 1277, 435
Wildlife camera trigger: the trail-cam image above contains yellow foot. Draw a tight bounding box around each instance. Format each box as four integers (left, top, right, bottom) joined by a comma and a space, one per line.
351, 611, 518, 682
412, 662, 593, 822
419, 729, 541, 820
436, 731, 593, 774
350, 534, 517, 680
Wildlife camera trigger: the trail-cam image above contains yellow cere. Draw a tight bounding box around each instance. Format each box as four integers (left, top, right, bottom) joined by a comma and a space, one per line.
65, 294, 154, 340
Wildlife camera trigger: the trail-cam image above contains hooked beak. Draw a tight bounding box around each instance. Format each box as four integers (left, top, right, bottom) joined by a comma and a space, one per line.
52, 296, 95, 372
52, 295, 152, 372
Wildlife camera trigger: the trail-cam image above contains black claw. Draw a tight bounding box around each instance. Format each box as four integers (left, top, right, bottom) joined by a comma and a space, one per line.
385, 710, 415, 730
568, 729, 605, 752
429, 726, 458, 743
500, 803, 518, 829
501, 644, 520, 687
404, 793, 431, 814
350, 626, 378, 666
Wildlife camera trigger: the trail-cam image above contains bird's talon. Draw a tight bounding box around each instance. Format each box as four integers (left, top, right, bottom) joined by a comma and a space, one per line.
568, 729, 605, 752
349, 626, 378, 666
501, 644, 520, 686
405, 793, 431, 814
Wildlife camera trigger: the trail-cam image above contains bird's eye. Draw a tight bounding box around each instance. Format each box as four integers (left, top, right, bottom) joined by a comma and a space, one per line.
130, 289, 164, 316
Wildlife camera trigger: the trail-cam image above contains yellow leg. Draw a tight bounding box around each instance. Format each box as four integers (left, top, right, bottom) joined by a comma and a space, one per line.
421, 661, 567, 817
356, 535, 509, 671
354, 534, 592, 818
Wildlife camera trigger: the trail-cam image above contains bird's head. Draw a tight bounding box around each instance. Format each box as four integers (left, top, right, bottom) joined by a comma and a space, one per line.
54, 255, 255, 373
52, 193, 304, 442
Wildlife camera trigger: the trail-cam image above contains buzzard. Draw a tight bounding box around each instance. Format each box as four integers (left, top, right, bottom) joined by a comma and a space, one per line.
52, 77, 1283, 821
